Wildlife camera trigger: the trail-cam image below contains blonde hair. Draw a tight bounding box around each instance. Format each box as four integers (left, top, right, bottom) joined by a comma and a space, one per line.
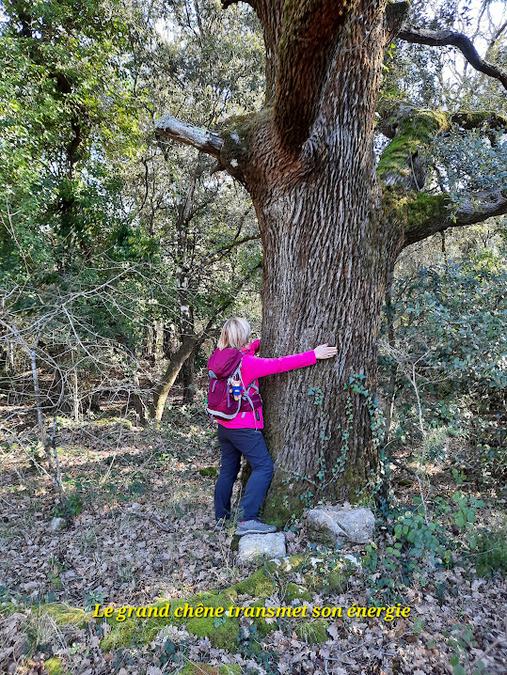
218, 317, 251, 350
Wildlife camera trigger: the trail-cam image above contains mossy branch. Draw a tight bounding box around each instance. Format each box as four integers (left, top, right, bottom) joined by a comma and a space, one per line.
377, 108, 449, 190
384, 188, 507, 248
377, 106, 507, 192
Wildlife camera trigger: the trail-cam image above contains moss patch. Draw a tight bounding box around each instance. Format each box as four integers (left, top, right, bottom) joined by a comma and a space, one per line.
405, 192, 449, 230
180, 665, 242, 675
171, 591, 240, 650
43, 657, 68, 675
377, 109, 449, 180
35, 603, 88, 627
18, 554, 353, 654
451, 110, 507, 130
261, 489, 305, 528
303, 557, 352, 595
100, 589, 240, 651
235, 567, 277, 598
382, 187, 451, 240
284, 582, 312, 603
198, 466, 218, 478
99, 564, 279, 652
294, 619, 329, 644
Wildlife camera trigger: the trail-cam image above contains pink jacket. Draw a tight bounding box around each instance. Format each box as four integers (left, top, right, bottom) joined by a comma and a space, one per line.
216, 339, 317, 430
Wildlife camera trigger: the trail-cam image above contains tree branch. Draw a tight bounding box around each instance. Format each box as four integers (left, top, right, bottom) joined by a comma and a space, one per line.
450, 111, 507, 131
154, 113, 251, 183
402, 189, 507, 247
155, 114, 224, 159
397, 26, 507, 91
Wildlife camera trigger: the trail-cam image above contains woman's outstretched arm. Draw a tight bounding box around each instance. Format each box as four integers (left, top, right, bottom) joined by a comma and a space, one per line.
241, 344, 337, 386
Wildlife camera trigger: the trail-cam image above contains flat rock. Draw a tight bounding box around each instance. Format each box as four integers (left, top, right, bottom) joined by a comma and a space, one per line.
306, 504, 375, 546
49, 517, 66, 532
237, 532, 286, 563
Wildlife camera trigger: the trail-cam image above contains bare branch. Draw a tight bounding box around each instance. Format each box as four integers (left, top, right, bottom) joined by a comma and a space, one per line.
453, 189, 507, 227
487, 18, 507, 55
155, 114, 224, 159
397, 26, 507, 90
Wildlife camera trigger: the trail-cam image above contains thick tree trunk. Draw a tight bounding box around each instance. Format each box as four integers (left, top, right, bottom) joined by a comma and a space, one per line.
256, 171, 400, 522
241, 0, 402, 523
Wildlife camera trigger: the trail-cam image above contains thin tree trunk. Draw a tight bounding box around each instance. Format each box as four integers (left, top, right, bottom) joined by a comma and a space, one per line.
70, 348, 80, 422
153, 319, 165, 368
30, 347, 63, 495
180, 350, 196, 404
151, 338, 197, 425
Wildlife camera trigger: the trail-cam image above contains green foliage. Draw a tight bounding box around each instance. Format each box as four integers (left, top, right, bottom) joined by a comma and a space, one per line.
198, 466, 219, 478
0, 0, 263, 443
380, 246, 507, 484
448, 624, 485, 675
433, 125, 507, 207
468, 526, 507, 577
0, 0, 147, 280
451, 492, 484, 530
52, 491, 84, 519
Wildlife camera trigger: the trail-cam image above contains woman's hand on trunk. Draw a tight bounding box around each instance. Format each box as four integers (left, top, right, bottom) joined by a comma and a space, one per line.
314, 344, 338, 360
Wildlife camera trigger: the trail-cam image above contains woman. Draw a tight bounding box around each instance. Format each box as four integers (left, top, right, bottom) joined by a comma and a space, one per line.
208, 317, 337, 535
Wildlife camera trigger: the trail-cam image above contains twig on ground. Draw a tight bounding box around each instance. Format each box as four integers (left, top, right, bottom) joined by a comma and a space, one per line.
127, 508, 174, 533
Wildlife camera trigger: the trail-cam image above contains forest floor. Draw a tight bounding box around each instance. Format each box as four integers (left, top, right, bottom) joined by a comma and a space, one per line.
1, 404, 506, 675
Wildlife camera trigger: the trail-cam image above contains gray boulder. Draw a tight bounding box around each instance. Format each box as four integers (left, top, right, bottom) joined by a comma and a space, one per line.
306, 504, 375, 546
237, 532, 286, 563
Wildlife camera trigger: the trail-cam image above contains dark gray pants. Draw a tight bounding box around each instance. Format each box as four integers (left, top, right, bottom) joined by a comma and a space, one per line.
214, 426, 274, 521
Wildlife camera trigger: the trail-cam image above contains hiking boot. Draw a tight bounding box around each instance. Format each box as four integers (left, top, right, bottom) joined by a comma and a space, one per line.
236, 519, 277, 536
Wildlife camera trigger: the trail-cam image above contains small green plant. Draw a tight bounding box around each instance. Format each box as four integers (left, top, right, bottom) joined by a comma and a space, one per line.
393, 511, 441, 559
451, 492, 484, 530
424, 426, 449, 462
447, 623, 485, 675
307, 386, 324, 406
451, 467, 466, 486
52, 492, 84, 519
84, 589, 106, 611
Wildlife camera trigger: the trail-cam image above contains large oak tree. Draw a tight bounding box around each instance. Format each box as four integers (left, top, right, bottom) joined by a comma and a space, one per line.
156, 0, 507, 523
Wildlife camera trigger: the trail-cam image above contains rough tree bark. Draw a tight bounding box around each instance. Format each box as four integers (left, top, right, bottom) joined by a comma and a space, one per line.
156, 0, 507, 523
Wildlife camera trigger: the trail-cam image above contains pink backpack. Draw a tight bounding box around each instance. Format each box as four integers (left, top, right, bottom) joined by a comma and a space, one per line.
206, 347, 262, 420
